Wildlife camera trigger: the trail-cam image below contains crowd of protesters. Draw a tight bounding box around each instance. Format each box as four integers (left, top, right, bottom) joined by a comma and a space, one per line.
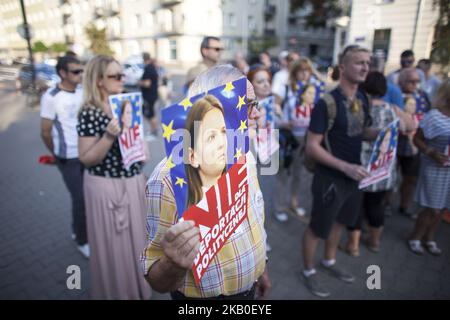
39, 34, 449, 299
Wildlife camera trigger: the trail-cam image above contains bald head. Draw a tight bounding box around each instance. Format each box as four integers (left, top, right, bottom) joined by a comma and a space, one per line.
398, 67, 420, 93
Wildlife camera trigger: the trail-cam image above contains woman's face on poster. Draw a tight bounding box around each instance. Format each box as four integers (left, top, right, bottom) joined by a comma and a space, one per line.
252, 70, 271, 99
190, 108, 227, 178
121, 101, 133, 130
302, 85, 316, 105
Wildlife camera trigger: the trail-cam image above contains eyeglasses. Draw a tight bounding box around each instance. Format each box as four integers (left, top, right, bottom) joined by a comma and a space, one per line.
402, 59, 415, 65
207, 46, 224, 52
68, 69, 83, 75
247, 98, 260, 115
106, 73, 125, 81
407, 79, 420, 84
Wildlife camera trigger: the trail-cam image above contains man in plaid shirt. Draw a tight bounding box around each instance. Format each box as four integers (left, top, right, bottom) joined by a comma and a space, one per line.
141, 65, 271, 299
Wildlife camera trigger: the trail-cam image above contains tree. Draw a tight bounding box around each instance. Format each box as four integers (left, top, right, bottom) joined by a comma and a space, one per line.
32, 40, 48, 53
50, 42, 68, 54
248, 37, 279, 58
84, 23, 114, 56
431, 0, 450, 71
289, 0, 347, 28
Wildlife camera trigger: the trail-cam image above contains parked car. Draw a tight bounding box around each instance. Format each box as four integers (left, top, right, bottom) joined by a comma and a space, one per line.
17, 63, 59, 93
123, 62, 144, 88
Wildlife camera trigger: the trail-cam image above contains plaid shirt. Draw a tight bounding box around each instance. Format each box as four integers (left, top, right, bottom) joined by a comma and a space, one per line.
141, 153, 267, 298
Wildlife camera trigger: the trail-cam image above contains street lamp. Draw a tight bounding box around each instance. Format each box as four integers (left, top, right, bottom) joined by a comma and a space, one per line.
19, 0, 35, 91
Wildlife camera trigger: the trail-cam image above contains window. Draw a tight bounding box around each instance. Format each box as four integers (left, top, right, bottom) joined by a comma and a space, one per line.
375, 0, 394, 4
248, 15, 256, 30
169, 39, 177, 60
309, 44, 318, 57
228, 13, 236, 27
373, 29, 391, 61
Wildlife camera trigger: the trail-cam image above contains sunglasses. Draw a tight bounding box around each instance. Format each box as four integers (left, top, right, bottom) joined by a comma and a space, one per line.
407, 79, 420, 84
402, 59, 414, 65
247, 99, 260, 115
68, 69, 83, 75
106, 73, 125, 81
207, 46, 224, 52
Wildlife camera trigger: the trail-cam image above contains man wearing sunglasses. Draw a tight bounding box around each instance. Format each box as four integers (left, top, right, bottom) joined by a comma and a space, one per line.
387, 50, 424, 87
40, 55, 89, 258
185, 36, 224, 90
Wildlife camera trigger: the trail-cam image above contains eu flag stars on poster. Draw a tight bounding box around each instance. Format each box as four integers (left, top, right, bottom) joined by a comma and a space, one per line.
359, 119, 400, 189
295, 76, 325, 106
160, 77, 249, 219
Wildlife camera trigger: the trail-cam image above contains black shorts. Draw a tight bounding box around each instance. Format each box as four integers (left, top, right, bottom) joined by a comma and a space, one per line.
143, 99, 157, 119
398, 154, 420, 177
309, 172, 363, 239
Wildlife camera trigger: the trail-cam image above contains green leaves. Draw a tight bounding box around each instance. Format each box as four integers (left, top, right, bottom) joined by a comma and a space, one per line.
84, 23, 114, 56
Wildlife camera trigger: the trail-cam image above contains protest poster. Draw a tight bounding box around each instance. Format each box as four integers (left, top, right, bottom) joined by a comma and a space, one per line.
359, 120, 399, 189
291, 78, 325, 129
254, 96, 279, 163
109, 92, 145, 170
404, 92, 429, 123
160, 78, 250, 284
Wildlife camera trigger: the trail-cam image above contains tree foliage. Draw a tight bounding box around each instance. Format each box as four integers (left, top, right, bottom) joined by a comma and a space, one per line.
50, 43, 68, 53
431, 0, 450, 70
32, 40, 48, 53
289, 0, 347, 28
84, 23, 114, 56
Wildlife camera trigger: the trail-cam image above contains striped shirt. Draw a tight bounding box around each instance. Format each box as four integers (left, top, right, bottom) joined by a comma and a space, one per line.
141, 153, 267, 298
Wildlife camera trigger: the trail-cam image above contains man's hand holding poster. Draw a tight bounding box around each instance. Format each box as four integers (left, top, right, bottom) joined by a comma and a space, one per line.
255, 96, 279, 164
160, 78, 250, 284
359, 120, 399, 189
109, 92, 146, 170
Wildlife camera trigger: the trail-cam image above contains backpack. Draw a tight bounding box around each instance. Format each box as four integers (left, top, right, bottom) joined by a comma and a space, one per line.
303, 92, 337, 172
279, 127, 299, 170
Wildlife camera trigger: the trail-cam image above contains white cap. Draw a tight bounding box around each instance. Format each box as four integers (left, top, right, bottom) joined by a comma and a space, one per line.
278, 50, 289, 61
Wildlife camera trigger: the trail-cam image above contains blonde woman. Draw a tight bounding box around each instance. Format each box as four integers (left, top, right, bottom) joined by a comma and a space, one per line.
275, 58, 322, 219
76, 55, 151, 299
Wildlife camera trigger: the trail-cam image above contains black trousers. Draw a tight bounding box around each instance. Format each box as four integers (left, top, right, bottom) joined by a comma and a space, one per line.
56, 157, 88, 245
347, 191, 387, 231
170, 283, 256, 300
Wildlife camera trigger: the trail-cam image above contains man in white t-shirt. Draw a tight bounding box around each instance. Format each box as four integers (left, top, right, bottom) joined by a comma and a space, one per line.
272, 51, 300, 105
40, 55, 89, 258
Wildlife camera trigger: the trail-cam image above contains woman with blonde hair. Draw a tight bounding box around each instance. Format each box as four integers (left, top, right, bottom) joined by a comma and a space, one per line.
76, 55, 151, 299
408, 79, 450, 256
274, 58, 324, 219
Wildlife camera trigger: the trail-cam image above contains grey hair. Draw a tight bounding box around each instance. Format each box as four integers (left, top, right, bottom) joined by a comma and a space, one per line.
188, 64, 245, 97
398, 67, 418, 86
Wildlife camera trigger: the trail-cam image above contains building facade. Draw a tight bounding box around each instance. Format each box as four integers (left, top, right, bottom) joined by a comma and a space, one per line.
347, 0, 439, 72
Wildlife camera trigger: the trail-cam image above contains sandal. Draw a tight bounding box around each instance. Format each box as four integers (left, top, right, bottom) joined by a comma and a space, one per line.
425, 241, 442, 256
338, 244, 360, 257
408, 240, 424, 255
366, 242, 380, 253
